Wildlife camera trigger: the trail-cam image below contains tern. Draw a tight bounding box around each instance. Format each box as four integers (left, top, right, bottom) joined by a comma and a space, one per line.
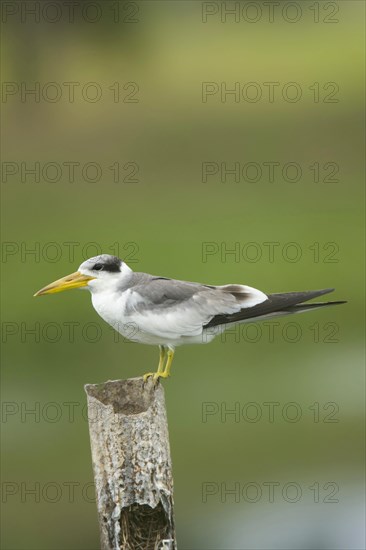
34, 254, 345, 381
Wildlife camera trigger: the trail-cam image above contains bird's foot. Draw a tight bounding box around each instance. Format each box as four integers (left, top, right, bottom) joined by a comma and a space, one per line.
143, 371, 170, 385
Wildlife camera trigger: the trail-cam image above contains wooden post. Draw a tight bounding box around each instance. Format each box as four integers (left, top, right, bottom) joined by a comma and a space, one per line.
84, 377, 176, 550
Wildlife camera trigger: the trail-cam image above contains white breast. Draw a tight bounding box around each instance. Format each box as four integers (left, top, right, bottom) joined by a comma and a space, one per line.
91, 289, 153, 343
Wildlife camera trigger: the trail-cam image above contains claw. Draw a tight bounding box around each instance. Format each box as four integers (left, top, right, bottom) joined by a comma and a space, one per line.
143, 371, 170, 386
143, 372, 155, 383
142, 346, 174, 386
153, 372, 169, 385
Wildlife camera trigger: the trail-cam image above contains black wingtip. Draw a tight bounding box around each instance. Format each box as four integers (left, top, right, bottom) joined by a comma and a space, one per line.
310, 288, 335, 296
269, 288, 336, 303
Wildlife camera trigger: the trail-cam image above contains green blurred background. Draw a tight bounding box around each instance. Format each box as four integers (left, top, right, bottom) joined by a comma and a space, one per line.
1, 1, 364, 548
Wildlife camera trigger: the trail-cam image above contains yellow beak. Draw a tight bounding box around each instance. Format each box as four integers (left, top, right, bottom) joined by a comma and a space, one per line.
34, 271, 95, 297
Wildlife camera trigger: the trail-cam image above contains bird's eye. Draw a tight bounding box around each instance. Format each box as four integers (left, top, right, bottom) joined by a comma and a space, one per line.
93, 263, 104, 271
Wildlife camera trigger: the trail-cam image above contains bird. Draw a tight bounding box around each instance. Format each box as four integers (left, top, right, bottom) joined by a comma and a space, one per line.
34, 254, 346, 381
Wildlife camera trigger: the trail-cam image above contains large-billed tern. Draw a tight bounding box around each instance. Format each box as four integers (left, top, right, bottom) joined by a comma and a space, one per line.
35, 254, 345, 381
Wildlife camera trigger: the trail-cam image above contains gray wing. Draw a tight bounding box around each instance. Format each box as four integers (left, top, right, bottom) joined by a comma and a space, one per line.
125, 274, 267, 338
129, 275, 209, 309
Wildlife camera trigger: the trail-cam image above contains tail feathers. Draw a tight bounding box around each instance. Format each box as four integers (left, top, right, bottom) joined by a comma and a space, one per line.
281, 300, 347, 315
204, 288, 346, 328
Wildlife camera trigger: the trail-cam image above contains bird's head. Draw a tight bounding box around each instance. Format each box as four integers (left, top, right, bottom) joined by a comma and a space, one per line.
34, 255, 132, 296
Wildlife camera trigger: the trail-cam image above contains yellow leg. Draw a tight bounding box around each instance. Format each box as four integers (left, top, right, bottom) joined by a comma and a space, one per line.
157, 346, 167, 373
158, 348, 174, 379
143, 346, 167, 383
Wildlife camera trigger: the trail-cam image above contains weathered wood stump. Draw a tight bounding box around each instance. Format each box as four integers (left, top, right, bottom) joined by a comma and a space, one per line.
85, 377, 176, 550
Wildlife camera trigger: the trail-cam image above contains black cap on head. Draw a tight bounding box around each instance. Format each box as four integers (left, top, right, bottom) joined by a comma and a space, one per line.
92, 255, 122, 273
